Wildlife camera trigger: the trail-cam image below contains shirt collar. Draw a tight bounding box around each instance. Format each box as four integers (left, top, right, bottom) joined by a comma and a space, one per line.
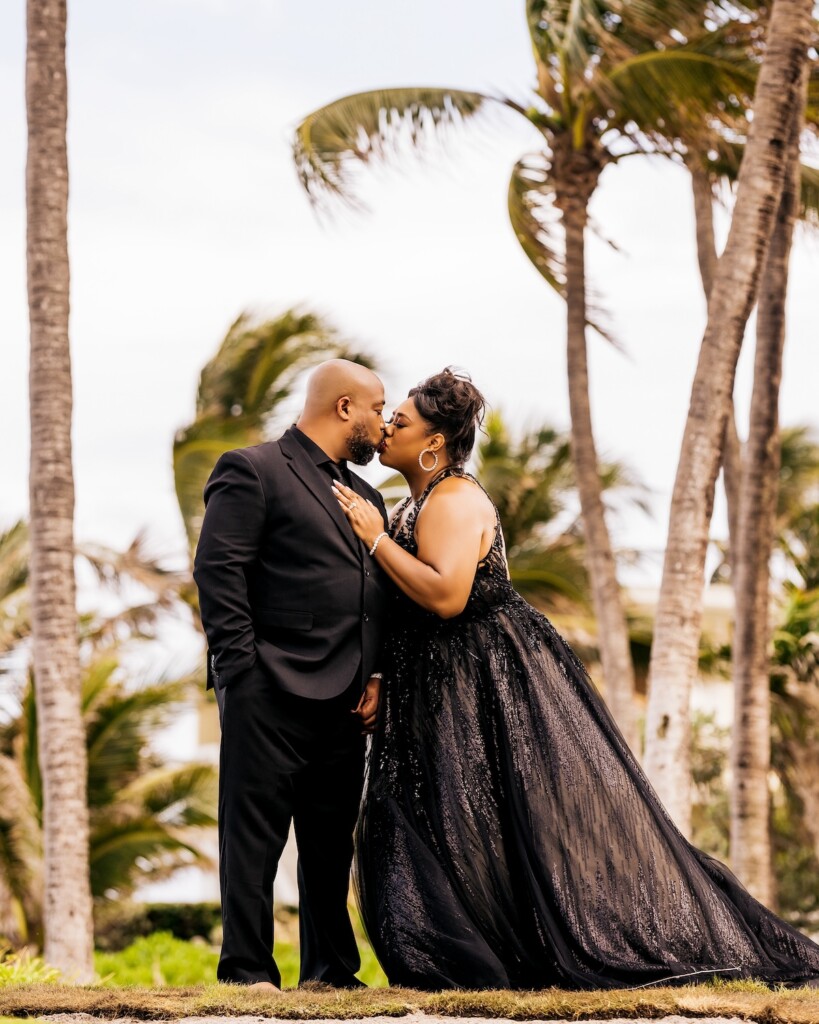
291, 425, 349, 473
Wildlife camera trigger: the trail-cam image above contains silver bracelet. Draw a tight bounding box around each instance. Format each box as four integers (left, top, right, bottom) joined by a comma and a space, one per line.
369, 531, 388, 556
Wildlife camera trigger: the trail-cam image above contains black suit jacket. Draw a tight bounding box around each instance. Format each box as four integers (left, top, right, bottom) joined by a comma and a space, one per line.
193, 427, 391, 699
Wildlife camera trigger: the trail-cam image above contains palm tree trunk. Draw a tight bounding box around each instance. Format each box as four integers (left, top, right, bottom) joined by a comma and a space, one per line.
780, 692, 819, 868
555, 152, 638, 753
26, 0, 94, 978
689, 159, 744, 558
690, 162, 718, 300
643, 0, 813, 835
730, 70, 806, 904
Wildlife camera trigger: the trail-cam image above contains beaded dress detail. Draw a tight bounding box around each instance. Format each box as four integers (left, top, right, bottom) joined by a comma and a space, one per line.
354, 468, 819, 990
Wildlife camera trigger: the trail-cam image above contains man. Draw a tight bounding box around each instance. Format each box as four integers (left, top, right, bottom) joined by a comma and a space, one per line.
194, 359, 390, 990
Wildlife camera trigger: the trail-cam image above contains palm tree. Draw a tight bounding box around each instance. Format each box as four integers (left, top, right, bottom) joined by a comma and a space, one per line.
0, 525, 208, 944
476, 411, 589, 613
771, 582, 819, 879
729, 70, 808, 903
0, 751, 42, 947
25, 0, 93, 977
643, 0, 814, 834
174, 309, 374, 556
292, 3, 757, 751
0, 522, 29, 660
476, 410, 648, 619
0, 657, 217, 940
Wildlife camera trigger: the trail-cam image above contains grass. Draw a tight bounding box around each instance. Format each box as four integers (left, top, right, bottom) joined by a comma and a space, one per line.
1, 979, 819, 1021
92, 931, 388, 988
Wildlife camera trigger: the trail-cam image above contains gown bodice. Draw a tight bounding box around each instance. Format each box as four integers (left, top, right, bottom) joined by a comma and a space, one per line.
389, 467, 516, 625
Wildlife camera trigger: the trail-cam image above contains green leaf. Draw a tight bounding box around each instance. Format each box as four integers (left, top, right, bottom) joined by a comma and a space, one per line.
294, 87, 490, 205
605, 35, 756, 141
174, 308, 375, 551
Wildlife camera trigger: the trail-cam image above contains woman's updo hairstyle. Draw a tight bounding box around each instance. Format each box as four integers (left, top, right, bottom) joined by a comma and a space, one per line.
408, 367, 486, 466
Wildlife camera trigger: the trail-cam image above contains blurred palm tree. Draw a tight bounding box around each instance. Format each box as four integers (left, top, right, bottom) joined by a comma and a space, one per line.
26, 0, 94, 977
0, 525, 191, 661
173, 309, 375, 556
0, 522, 29, 659
0, 525, 212, 945
292, 0, 756, 750
477, 411, 589, 612
0, 656, 217, 942
770, 490, 819, 881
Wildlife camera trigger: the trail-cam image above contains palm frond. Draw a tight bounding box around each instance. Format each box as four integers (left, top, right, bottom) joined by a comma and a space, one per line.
799, 160, 819, 226
79, 602, 167, 646
89, 818, 208, 900
0, 523, 28, 605
605, 35, 756, 142
696, 136, 819, 227
78, 533, 185, 605
0, 754, 42, 938
508, 154, 565, 295
509, 541, 591, 611
294, 87, 490, 205
0, 522, 30, 661
81, 657, 120, 716
508, 155, 617, 342
118, 763, 218, 828
85, 679, 191, 808
174, 309, 374, 550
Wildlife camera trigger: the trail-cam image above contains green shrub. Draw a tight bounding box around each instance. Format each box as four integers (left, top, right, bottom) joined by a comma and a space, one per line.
95, 933, 218, 986
94, 902, 223, 951
0, 949, 61, 987
93, 930, 387, 988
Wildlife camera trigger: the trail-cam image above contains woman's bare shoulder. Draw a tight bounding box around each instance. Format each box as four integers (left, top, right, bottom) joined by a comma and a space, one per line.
421, 474, 494, 518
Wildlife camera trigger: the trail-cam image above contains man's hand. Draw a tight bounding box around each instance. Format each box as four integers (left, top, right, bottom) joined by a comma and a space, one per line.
354, 675, 382, 734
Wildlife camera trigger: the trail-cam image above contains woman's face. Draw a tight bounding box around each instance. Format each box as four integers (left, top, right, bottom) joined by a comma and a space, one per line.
380, 397, 443, 471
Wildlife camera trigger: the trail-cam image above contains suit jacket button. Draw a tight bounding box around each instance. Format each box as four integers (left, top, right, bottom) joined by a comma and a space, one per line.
365, 569, 370, 577
363, 614, 369, 622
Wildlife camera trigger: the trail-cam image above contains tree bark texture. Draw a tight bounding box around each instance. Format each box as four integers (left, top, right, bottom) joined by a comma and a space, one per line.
554, 141, 639, 753
730, 68, 806, 903
689, 159, 744, 559
26, 0, 94, 979
643, 0, 814, 835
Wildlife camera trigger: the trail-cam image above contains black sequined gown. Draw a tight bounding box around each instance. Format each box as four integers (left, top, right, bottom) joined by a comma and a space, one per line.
354, 468, 819, 991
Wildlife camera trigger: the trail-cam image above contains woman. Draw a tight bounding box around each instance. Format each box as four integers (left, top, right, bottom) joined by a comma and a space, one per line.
333, 368, 819, 991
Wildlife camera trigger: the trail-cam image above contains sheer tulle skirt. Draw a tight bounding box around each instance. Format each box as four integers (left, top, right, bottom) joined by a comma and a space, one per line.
355, 593, 819, 990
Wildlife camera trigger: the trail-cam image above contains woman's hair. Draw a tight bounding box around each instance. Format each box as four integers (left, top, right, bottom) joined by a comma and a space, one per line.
409, 367, 486, 465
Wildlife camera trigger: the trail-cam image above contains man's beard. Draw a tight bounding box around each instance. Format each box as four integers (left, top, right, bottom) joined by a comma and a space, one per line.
347, 422, 379, 466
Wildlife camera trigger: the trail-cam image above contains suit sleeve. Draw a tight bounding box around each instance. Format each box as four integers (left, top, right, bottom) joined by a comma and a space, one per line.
193, 450, 266, 685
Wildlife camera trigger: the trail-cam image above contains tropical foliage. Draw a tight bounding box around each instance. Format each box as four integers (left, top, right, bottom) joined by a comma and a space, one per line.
173, 309, 374, 553
474, 411, 647, 615
291, 0, 757, 754
0, 526, 214, 946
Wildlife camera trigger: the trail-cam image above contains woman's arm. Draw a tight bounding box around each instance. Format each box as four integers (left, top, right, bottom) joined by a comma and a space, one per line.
334, 479, 494, 618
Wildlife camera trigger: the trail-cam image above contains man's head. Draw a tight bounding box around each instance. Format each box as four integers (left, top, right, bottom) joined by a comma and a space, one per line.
297, 359, 386, 465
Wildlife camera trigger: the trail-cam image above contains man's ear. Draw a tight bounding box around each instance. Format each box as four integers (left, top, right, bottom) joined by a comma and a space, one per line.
336, 395, 352, 420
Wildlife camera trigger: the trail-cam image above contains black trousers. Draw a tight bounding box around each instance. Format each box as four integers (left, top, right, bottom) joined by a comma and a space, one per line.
215, 664, 365, 986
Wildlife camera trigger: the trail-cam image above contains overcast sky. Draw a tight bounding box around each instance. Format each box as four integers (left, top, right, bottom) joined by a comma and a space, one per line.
2, 0, 818, 601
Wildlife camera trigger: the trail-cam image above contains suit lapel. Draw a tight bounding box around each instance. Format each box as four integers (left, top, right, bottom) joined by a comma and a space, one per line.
279, 430, 362, 558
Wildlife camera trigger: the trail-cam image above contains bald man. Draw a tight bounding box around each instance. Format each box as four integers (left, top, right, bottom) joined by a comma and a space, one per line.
194, 360, 391, 989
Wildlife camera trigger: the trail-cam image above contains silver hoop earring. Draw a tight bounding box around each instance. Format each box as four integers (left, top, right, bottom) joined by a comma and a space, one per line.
419, 449, 439, 472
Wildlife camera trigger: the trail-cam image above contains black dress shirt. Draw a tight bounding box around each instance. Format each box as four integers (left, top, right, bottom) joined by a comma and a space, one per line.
291, 425, 353, 487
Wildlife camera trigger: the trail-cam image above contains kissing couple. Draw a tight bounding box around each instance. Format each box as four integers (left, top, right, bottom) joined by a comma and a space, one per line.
194, 360, 819, 992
